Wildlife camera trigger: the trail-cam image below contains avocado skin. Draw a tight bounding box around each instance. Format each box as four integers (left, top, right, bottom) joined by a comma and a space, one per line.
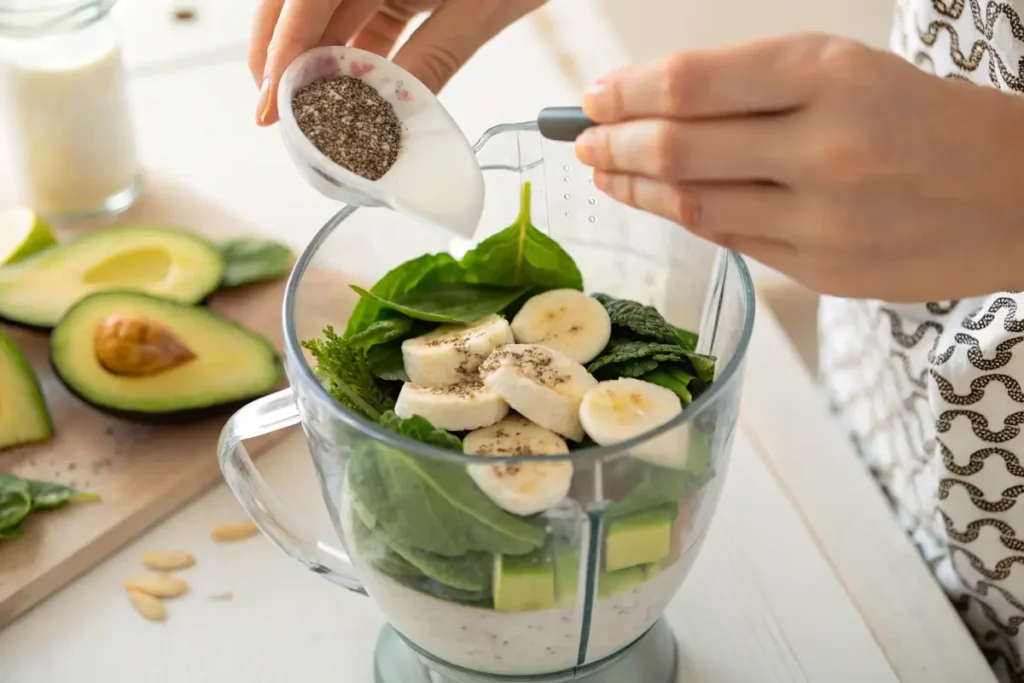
49, 290, 285, 425
48, 353, 283, 425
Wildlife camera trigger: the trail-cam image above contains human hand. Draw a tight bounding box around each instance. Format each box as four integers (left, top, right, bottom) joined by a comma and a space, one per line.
574, 33, 1024, 302
249, 0, 544, 126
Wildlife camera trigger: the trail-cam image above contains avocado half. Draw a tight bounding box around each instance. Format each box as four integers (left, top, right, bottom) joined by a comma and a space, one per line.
51, 291, 283, 423
0, 226, 224, 329
0, 328, 53, 449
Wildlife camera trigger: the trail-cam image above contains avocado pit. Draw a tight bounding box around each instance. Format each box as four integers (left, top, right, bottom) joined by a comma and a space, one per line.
94, 314, 196, 377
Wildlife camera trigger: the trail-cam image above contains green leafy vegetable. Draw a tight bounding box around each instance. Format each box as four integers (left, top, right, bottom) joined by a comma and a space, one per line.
343, 253, 464, 338
0, 472, 100, 542
351, 282, 528, 325
460, 182, 583, 292
351, 511, 426, 578
0, 474, 32, 532
377, 411, 462, 451
591, 293, 698, 350
642, 366, 697, 405
347, 441, 546, 558
303, 326, 396, 420
587, 339, 716, 382
216, 237, 295, 288
367, 343, 408, 381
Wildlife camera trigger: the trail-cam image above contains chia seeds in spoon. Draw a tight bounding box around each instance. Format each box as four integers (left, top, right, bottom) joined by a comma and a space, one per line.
291, 75, 402, 181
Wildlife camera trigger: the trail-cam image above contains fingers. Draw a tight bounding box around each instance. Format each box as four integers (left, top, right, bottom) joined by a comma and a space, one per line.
254, 0, 350, 126
347, 11, 409, 56
317, 0, 387, 48
575, 116, 794, 184
248, 0, 286, 86
392, 0, 545, 92
591, 173, 796, 241
583, 32, 836, 122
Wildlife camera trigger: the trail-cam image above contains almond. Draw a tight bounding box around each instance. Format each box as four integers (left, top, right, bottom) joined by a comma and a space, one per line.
128, 590, 166, 621
141, 550, 196, 572
125, 573, 189, 599
210, 521, 260, 542
208, 591, 234, 601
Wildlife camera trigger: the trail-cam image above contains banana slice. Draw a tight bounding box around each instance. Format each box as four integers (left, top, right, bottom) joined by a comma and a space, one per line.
394, 380, 509, 432
465, 415, 572, 516
479, 344, 598, 442
402, 313, 514, 387
510, 289, 612, 364
579, 378, 684, 468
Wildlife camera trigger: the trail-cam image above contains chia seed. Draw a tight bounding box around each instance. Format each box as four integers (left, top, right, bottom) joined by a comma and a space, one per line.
291, 75, 402, 181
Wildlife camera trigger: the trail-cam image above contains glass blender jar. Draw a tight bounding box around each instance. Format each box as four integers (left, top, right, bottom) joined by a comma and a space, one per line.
218, 121, 755, 683
0, 0, 141, 218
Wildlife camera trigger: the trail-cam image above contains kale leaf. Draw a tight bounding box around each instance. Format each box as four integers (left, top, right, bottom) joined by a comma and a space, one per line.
591, 293, 699, 350
587, 339, 716, 383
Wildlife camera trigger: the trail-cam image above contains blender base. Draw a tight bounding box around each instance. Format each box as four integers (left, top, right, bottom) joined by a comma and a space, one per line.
374, 619, 678, 683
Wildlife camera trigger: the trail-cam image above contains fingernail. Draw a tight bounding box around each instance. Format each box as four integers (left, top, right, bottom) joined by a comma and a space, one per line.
256, 78, 272, 125
575, 129, 598, 166
582, 79, 610, 121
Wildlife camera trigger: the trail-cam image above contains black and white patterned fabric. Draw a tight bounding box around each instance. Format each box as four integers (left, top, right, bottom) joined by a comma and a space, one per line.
818, 2, 1024, 680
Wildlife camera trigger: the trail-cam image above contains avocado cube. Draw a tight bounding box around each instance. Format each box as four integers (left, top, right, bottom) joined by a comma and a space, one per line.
493, 550, 556, 613
604, 504, 677, 572
553, 545, 582, 608
597, 566, 647, 599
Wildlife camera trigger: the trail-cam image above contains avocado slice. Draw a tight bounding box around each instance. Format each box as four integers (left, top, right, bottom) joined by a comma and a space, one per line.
0, 226, 224, 329
597, 565, 647, 599
553, 544, 582, 608
0, 329, 52, 450
493, 546, 557, 612
604, 504, 677, 572
51, 291, 282, 422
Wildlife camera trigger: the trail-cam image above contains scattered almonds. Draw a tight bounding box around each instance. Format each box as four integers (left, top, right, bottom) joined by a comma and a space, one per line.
125, 573, 189, 599
210, 521, 260, 542
141, 550, 196, 572
128, 590, 167, 621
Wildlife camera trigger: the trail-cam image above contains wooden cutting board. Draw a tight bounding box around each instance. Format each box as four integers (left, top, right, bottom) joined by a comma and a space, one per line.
0, 173, 346, 628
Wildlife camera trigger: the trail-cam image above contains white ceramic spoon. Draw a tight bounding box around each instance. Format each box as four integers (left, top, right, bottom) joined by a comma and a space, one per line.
277, 45, 485, 238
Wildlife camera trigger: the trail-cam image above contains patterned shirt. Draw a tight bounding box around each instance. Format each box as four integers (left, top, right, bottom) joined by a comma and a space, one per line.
818, 2, 1024, 679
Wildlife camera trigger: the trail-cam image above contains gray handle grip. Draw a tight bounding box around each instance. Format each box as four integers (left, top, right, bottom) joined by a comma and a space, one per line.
537, 106, 596, 142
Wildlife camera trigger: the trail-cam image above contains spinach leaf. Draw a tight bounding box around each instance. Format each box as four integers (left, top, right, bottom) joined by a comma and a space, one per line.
28, 480, 101, 509
460, 181, 583, 292
347, 317, 419, 350
377, 411, 462, 450
346, 441, 547, 558
303, 326, 395, 420
0, 523, 24, 539
0, 475, 32, 532
642, 365, 697, 405
367, 343, 408, 382
351, 282, 528, 325
605, 466, 696, 520
0, 473, 101, 541
343, 253, 464, 338
351, 511, 423, 579
362, 512, 492, 591
216, 237, 295, 288
587, 339, 716, 382
591, 293, 698, 350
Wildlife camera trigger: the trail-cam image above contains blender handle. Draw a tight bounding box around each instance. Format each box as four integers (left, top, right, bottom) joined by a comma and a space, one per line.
537, 106, 596, 142
217, 387, 367, 596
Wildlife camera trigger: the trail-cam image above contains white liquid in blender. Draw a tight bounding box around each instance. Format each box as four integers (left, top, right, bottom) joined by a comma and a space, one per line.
1, 37, 139, 215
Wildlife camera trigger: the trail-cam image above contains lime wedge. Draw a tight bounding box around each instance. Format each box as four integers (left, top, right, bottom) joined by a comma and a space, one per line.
0, 207, 58, 266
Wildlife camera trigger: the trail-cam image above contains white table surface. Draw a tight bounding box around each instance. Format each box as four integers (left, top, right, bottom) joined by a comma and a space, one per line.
0, 2, 998, 682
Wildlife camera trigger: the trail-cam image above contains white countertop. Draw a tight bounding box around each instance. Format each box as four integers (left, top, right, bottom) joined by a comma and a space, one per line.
0, 2, 997, 681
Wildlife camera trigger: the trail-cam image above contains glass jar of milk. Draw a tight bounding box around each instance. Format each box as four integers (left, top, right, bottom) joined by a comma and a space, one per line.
0, 0, 140, 218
